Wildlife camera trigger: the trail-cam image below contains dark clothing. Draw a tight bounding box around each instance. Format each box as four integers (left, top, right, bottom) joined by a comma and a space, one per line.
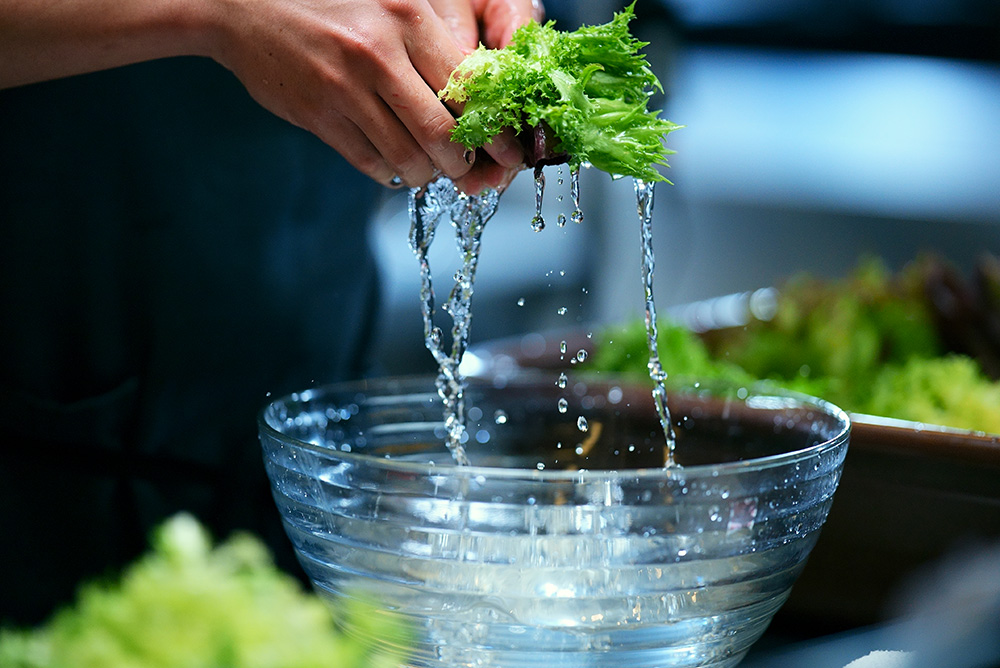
0, 57, 382, 625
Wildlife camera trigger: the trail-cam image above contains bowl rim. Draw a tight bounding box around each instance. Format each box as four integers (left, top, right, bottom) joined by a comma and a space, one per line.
258, 375, 851, 482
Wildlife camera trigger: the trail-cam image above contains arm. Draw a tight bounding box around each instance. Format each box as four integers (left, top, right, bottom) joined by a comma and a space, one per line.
0, 0, 204, 89
0, 0, 540, 189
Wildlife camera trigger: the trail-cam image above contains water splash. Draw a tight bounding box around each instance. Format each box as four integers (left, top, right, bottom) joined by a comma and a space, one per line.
530, 166, 546, 232
635, 178, 677, 466
570, 166, 584, 224
409, 177, 500, 464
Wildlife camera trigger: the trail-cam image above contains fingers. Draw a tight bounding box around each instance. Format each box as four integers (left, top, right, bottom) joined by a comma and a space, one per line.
474, 0, 543, 48
369, 0, 540, 187
304, 109, 400, 188
427, 0, 480, 53
454, 151, 520, 194
480, 126, 524, 170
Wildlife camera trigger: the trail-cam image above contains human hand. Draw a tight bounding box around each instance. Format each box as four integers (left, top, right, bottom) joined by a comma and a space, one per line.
429, 0, 545, 193
428, 0, 544, 53
208, 0, 540, 191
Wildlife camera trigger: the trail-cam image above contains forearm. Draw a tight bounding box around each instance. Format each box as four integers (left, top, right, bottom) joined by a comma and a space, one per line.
0, 0, 213, 89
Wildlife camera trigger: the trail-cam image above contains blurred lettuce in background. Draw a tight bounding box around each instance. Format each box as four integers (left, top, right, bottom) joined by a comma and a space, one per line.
0, 514, 410, 668
592, 256, 1000, 435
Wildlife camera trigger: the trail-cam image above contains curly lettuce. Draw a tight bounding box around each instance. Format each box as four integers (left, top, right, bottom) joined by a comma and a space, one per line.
590, 258, 1000, 435
0, 514, 410, 668
439, 2, 680, 181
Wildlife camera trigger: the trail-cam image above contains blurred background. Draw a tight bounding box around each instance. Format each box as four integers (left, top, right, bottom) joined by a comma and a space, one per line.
370, 0, 1000, 375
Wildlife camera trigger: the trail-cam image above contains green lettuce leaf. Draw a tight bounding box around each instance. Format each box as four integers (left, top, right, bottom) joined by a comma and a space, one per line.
439, 2, 681, 182
0, 514, 411, 668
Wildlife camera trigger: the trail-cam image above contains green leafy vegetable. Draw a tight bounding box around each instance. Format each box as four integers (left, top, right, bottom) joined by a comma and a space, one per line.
439, 2, 680, 181
865, 355, 1000, 430
0, 514, 410, 668
591, 319, 755, 389
590, 257, 1000, 435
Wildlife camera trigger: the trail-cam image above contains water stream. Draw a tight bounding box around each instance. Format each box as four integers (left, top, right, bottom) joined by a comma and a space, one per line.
410, 170, 675, 466
408, 178, 500, 463
635, 178, 678, 466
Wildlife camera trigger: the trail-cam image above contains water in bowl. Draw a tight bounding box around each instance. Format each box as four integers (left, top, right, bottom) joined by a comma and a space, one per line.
260, 377, 849, 668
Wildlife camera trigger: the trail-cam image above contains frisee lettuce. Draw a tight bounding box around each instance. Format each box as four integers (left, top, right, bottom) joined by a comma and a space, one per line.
590, 258, 1000, 435
0, 514, 411, 668
439, 2, 680, 182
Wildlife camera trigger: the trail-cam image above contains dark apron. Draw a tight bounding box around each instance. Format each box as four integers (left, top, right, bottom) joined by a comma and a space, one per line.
0, 57, 382, 625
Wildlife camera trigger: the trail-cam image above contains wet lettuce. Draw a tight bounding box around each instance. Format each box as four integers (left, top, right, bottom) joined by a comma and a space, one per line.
439, 2, 680, 181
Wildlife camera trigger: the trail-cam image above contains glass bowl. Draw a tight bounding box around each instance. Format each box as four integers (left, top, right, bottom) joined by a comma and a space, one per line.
258, 375, 850, 668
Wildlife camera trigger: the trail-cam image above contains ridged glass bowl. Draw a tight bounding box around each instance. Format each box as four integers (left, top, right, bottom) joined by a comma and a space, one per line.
258, 375, 850, 668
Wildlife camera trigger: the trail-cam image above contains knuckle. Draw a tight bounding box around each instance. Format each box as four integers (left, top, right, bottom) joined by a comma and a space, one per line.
381, 0, 421, 23
386, 144, 427, 174
336, 29, 379, 64
420, 111, 456, 144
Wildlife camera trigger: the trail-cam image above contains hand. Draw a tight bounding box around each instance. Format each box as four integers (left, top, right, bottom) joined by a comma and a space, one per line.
429, 0, 545, 193
428, 0, 544, 53
208, 0, 541, 191
0, 0, 542, 191
207, 0, 460, 188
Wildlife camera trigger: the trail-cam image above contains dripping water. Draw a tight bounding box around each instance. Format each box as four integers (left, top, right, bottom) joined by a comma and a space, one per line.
408, 177, 500, 464
635, 178, 677, 466
530, 166, 545, 232
570, 166, 584, 224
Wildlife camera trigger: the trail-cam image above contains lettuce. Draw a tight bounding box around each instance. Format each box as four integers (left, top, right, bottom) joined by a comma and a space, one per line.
0, 514, 410, 668
590, 258, 1000, 435
439, 2, 680, 181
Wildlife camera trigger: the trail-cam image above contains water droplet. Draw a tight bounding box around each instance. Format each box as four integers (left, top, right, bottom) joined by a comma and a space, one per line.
557, 397, 569, 413
577, 416, 589, 432
576, 349, 588, 363
494, 410, 508, 425
516, 297, 525, 307
556, 372, 568, 389
557, 213, 567, 227
536, 462, 545, 470
575, 445, 584, 455
570, 167, 583, 224
557, 306, 567, 316
709, 506, 722, 522
531, 166, 545, 231
559, 340, 568, 355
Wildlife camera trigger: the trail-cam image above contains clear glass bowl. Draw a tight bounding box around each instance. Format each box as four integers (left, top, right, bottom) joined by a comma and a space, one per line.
259, 375, 850, 668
